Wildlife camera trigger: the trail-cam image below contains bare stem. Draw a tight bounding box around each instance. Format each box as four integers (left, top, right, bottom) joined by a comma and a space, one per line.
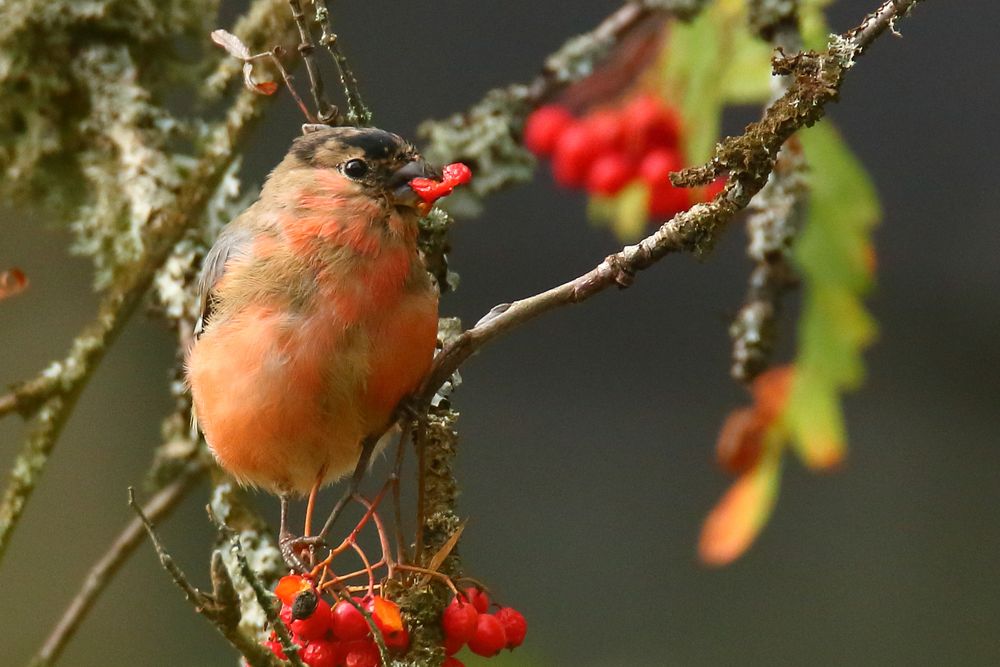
311, 0, 371, 125
287, 0, 336, 122
29, 463, 206, 666
418, 0, 924, 405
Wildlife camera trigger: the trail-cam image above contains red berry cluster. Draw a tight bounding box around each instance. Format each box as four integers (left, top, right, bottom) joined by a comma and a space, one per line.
259, 575, 409, 667
523, 94, 722, 218
440, 587, 527, 666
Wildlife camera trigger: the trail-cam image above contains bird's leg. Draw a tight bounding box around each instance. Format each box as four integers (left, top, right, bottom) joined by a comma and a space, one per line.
303, 464, 327, 538
316, 434, 379, 542
278, 494, 292, 543
391, 424, 411, 564
278, 494, 313, 574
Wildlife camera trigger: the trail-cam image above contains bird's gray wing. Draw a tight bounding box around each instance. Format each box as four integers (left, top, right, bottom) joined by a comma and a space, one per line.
194, 223, 253, 339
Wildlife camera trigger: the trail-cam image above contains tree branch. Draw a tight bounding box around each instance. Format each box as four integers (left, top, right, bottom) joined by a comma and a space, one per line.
0, 2, 297, 569
30, 462, 207, 667
129, 488, 286, 667
418, 0, 924, 404
730, 3, 807, 382
287, 0, 336, 123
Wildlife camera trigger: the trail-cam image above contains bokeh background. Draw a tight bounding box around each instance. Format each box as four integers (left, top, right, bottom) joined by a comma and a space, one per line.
1, 1, 997, 665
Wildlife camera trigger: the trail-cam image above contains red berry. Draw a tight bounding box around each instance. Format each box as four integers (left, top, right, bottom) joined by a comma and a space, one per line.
639, 148, 689, 216
300, 639, 340, 667
442, 596, 479, 644
702, 176, 727, 200
461, 587, 491, 614
586, 152, 635, 196
263, 639, 287, 660
443, 631, 465, 656
383, 623, 410, 653
648, 182, 690, 217
332, 598, 370, 641
495, 607, 528, 649
551, 122, 601, 188
280, 603, 294, 629
581, 109, 627, 154
443, 657, 465, 667
524, 105, 574, 157
623, 94, 681, 155
637, 148, 682, 187
468, 613, 507, 657
291, 597, 332, 642
343, 639, 380, 667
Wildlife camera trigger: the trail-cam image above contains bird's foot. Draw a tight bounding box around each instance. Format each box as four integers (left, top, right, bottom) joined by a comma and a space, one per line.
279, 533, 325, 574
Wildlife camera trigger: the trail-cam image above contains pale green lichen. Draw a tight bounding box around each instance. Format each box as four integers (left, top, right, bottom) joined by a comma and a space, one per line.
0, 0, 216, 286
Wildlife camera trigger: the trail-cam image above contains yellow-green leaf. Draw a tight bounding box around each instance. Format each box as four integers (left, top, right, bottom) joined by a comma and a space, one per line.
786, 122, 880, 469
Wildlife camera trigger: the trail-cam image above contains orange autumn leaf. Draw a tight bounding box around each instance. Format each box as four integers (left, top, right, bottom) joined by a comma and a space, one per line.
751, 365, 793, 423
715, 407, 764, 474
699, 459, 779, 567
274, 574, 311, 605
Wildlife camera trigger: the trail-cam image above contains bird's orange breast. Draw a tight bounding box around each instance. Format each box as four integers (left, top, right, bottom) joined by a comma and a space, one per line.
187, 218, 438, 495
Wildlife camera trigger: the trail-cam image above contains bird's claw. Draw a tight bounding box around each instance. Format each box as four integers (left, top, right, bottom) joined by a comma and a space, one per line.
279, 534, 326, 574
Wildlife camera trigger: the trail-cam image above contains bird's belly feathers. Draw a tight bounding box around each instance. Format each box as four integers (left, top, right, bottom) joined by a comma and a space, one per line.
187, 284, 437, 495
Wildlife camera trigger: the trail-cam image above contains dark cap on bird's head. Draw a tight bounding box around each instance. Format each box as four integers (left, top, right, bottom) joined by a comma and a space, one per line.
287, 125, 439, 209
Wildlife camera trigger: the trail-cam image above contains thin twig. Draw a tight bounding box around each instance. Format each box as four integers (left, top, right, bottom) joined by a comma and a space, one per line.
30, 462, 206, 667
416, 0, 924, 406
252, 49, 316, 122
287, 0, 336, 122
131, 489, 283, 667
730, 5, 806, 382
311, 0, 371, 125
226, 533, 307, 667
0, 15, 296, 568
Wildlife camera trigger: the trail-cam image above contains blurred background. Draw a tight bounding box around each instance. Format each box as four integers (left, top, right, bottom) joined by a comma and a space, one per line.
1, 1, 997, 665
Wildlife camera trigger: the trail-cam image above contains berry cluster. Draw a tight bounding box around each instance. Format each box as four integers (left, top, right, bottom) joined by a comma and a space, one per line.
259, 575, 409, 667
440, 587, 527, 666
523, 94, 722, 219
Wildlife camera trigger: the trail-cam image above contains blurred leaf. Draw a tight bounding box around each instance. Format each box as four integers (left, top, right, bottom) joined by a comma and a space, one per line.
242, 62, 277, 96
800, 0, 835, 51
699, 449, 781, 566
785, 122, 880, 470
210, 29, 251, 60
659, 0, 773, 163
587, 181, 649, 242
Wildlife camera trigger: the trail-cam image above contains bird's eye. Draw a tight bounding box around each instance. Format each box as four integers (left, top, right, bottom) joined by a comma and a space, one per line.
342, 158, 369, 179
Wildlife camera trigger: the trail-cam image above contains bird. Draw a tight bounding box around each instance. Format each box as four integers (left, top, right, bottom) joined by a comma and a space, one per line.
185, 125, 448, 558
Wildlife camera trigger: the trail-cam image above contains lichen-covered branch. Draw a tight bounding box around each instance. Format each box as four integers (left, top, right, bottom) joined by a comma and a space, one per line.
0, 0, 297, 569
418, 0, 924, 404
384, 407, 463, 667
729, 3, 806, 382
129, 488, 287, 667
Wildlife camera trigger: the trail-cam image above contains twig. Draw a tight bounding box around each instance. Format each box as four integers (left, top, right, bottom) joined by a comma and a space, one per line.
226, 532, 307, 667
525, 0, 702, 106
0, 9, 297, 568
417, 0, 924, 405
30, 462, 206, 667
130, 488, 284, 667
730, 6, 807, 382
287, 0, 336, 122
310, 0, 371, 125
256, 48, 316, 122
128, 487, 206, 611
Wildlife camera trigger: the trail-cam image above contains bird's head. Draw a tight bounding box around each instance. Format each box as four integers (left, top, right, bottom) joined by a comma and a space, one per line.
273, 124, 442, 215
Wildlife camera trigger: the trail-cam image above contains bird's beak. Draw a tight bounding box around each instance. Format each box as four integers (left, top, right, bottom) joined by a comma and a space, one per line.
388, 159, 439, 209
